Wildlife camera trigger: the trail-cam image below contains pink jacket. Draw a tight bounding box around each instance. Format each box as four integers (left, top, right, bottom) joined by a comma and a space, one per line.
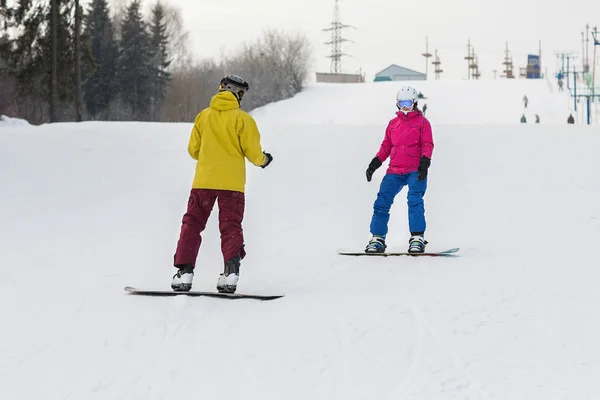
376, 110, 434, 175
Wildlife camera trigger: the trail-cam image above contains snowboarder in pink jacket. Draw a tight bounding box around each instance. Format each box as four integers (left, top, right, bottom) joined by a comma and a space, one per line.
365, 86, 434, 253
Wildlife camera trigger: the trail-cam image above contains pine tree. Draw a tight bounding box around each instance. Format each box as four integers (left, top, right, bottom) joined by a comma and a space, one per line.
0, 30, 14, 116
83, 0, 119, 119
147, 1, 171, 121
5, 0, 78, 122
41, 0, 76, 120
117, 0, 151, 120
5, 0, 49, 122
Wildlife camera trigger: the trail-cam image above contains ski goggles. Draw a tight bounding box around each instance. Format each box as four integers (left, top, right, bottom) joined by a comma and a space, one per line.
397, 99, 414, 109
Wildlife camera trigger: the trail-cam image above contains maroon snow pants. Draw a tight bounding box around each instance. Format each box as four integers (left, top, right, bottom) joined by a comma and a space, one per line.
173, 189, 246, 268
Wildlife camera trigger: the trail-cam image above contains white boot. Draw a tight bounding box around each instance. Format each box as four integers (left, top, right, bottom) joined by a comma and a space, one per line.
217, 273, 239, 293
408, 235, 427, 253
216, 255, 240, 293
171, 265, 194, 291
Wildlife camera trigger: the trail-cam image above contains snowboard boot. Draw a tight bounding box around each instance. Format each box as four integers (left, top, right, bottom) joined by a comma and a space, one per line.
408, 235, 428, 253
217, 255, 240, 294
171, 264, 194, 291
365, 235, 387, 253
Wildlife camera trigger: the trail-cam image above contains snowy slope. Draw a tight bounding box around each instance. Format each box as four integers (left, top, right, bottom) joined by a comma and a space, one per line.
2, 81, 600, 400
0, 115, 30, 127
251, 79, 572, 126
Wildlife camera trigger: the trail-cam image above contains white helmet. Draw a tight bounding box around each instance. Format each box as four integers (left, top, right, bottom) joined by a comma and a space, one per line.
396, 86, 419, 103
395, 86, 419, 114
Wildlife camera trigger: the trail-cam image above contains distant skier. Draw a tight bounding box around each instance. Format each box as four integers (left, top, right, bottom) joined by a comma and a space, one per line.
523, 95, 528, 108
364, 86, 434, 253
422, 103, 428, 116
521, 114, 527, 123
170, 74, 273, 293
535, 114, 540, 123
567, 114, 575, 124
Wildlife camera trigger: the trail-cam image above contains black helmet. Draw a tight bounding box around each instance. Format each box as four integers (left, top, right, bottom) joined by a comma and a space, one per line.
219, 74, 250, 102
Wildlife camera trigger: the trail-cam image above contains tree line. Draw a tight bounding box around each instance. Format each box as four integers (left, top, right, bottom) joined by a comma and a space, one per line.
0, 0, 312, 125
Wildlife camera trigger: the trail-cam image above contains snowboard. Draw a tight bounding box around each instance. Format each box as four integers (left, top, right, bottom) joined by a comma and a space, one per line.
124, 286, 284, 301
337, 247, 460, 257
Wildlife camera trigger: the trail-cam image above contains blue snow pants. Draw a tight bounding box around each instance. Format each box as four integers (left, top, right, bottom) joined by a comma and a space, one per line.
369, 172, 427, 237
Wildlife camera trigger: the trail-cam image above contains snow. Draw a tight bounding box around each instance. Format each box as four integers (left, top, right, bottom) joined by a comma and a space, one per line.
251, 78, 579, 126
0, 115, 30, 128
1, 79, 600, 400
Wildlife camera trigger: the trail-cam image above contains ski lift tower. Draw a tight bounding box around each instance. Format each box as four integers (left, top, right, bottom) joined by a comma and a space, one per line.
592, 27, 599, 96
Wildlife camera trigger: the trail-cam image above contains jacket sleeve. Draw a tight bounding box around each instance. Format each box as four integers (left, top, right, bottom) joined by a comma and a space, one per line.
239, 112, 267, 167
187, 112, 202, 160
420, 118, 434, 159
375, 123, 393, 162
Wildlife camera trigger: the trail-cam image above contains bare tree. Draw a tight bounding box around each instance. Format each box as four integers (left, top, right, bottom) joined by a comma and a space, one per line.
161, 0, 190, 68
147, 27, 312, 121
161, 59, 223, 122
222, 29, 312, 111
281, 31, 313, 93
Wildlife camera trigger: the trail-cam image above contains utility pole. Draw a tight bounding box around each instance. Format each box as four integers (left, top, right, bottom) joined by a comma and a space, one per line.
556, 52, 575, 83
422, 36, 432, 80
502, 41, 514, 78
323, 0, 353, 74
564, 58, 582, 111
432, 49, 443, 80
465, 39, 474, 79
582, 31, 586, 72
592, 27, 599, 96
471, 52, 480, 79
50, 0, 58, 122
586, 24, 590, 73
555, 53, 566, 75
566, 55, 572, 90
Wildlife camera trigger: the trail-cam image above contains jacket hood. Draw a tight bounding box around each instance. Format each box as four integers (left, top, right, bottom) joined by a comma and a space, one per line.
210, 91, 240, 111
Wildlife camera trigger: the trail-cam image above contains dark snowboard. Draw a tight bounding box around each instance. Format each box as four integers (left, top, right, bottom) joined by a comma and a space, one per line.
124, 286, 284, 301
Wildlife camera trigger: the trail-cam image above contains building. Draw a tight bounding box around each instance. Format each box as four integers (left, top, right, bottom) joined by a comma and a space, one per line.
316, 72, 365, 83
374, 64, 426, 81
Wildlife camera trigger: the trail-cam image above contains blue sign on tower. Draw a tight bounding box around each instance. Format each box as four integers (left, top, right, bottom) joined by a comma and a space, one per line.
527, 55, 541, 79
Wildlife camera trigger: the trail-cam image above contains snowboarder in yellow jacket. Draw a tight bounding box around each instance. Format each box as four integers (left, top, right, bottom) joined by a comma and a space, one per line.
171, 74, 273, 293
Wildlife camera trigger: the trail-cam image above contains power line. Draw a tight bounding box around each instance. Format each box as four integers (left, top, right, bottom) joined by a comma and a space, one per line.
502, 41, 514, 79
464, 39, 474, 79
464, 39, 480, 79
431, 49, 443, 80
322, 0, 354, 74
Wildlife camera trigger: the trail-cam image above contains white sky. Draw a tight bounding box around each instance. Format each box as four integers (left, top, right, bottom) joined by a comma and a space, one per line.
142, 0, 599, 80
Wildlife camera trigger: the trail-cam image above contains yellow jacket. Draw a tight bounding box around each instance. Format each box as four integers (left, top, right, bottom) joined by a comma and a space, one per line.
188, 91, 267, 193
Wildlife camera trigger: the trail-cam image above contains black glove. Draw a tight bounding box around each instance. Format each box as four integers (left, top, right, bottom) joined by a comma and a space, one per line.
366, 156, 382, 182
418, 156, 430, 181
261, 152, 273, 168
